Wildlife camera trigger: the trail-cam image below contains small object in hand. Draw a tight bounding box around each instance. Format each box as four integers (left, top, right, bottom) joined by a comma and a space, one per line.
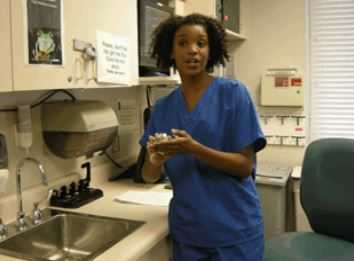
154, 132, 172, 156
154, 132, 171, 142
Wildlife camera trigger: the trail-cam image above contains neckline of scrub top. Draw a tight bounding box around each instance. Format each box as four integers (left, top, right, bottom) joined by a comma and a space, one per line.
178, 77, 218, 118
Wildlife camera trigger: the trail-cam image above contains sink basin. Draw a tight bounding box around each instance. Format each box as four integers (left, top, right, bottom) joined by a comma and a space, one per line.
0, 209, 144, 261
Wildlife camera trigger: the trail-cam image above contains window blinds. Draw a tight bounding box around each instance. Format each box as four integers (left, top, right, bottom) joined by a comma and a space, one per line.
309, 0, 354, 140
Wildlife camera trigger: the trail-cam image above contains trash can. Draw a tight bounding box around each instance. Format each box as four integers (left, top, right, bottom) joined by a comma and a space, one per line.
256, 164, 292, 239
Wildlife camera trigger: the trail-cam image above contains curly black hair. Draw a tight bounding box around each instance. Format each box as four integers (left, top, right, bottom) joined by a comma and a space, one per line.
150, 13, 230, 71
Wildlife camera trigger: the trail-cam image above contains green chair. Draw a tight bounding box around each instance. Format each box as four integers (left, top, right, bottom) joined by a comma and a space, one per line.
264, 138, 354, 261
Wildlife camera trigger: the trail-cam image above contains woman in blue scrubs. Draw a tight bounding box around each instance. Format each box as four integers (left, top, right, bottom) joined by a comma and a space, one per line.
140, 13, 266, 261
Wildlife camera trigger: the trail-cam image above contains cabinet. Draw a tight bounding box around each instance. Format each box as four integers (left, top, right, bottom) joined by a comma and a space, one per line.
136, 238, 170, 261
10, 0, 138, 91
138, 0, 183, 86
184, 0, 247, 79
184, 0, 215, 17
0, 0, 13, 92
184, 0, 246, 40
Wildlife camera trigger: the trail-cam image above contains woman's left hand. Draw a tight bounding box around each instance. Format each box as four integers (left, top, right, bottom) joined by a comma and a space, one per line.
155, 128, 200, 156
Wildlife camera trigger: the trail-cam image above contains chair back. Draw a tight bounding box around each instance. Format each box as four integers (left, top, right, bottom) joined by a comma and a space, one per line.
300, 138, 354, 242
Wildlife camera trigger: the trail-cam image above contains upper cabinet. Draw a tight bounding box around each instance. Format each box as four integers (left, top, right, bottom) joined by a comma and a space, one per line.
183, 0, 248, 79
0, 0, 13, 92
138, 0, 182, 86
10, 0, 138, 91
184, 0, 246, 40
184, 0, 215, 17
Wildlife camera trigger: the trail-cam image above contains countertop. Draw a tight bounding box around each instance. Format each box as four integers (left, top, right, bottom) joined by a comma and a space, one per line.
0, 177, 170, 261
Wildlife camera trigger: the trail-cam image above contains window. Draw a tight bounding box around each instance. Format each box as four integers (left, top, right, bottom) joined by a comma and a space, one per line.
308, 0, 354, 141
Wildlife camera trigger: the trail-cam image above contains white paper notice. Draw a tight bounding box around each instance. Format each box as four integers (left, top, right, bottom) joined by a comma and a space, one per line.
114, 191, 172, 207
96, 31, 130, 85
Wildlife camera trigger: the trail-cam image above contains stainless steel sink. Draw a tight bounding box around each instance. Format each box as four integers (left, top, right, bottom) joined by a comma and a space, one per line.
0, 209, 144, 261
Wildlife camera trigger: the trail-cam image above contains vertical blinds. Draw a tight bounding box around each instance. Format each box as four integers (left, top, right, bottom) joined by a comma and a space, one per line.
309, 0, 354, 140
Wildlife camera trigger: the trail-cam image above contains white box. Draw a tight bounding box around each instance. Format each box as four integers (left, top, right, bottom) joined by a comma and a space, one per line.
260, 68, 303, 107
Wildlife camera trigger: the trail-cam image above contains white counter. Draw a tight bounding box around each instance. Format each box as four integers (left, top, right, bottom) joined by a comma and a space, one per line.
0, 177, 170, 261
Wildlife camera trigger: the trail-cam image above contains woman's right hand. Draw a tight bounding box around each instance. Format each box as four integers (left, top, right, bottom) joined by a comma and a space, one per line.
147, 135, 170, 166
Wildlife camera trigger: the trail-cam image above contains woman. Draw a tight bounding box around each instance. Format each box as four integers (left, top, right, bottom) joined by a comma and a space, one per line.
140, 13, 266, 261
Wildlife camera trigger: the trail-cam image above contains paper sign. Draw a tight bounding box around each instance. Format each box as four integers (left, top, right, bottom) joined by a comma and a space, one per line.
96, 32, 130, 85
114, 191, 172, 207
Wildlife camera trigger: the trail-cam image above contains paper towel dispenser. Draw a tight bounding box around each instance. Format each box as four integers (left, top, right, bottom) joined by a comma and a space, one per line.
41, 100, 118, 158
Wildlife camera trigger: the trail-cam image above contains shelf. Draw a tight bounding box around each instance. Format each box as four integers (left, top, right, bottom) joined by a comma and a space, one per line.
139, 76, 180, 86
226, 29, 246, 41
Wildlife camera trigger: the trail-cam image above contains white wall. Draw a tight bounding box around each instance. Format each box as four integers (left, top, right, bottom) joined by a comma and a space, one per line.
236, 0, 306, 167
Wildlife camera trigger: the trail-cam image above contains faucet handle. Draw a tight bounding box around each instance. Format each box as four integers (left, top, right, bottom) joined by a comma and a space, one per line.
32, 202, 43, 225
45, 189, 55, 202
32, 189, 54, 225
38, 188, 55, 206
0, 218, 7, 240
16, 211, 27, 231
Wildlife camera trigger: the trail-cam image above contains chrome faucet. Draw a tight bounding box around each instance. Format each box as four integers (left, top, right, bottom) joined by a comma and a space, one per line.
16, 157, 48, 231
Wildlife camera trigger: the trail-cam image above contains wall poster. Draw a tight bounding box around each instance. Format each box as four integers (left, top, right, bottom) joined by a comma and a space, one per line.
26, 0, 63, 65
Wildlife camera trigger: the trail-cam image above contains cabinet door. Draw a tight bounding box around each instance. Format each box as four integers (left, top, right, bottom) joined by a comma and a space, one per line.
11, 0, 138, 91
174, 0, 185, 16
0, 0, 13, 92
64, 0, 138, 88
184, 0, 215, 17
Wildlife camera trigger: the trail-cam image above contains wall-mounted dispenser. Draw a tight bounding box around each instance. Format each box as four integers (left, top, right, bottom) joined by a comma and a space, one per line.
260, 68, 303, 107
69, 39, 97, 84
41, 100, 118, 158
16, 105, 33, 152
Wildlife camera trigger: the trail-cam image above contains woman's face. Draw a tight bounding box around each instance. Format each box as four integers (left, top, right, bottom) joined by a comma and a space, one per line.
171, 24, 210, 77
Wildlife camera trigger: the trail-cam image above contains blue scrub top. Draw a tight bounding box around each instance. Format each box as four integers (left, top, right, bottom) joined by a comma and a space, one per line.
140, 77, 266, 247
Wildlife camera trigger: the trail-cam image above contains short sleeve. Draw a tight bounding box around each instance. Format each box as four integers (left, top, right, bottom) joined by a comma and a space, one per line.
232, 84, 266, 153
